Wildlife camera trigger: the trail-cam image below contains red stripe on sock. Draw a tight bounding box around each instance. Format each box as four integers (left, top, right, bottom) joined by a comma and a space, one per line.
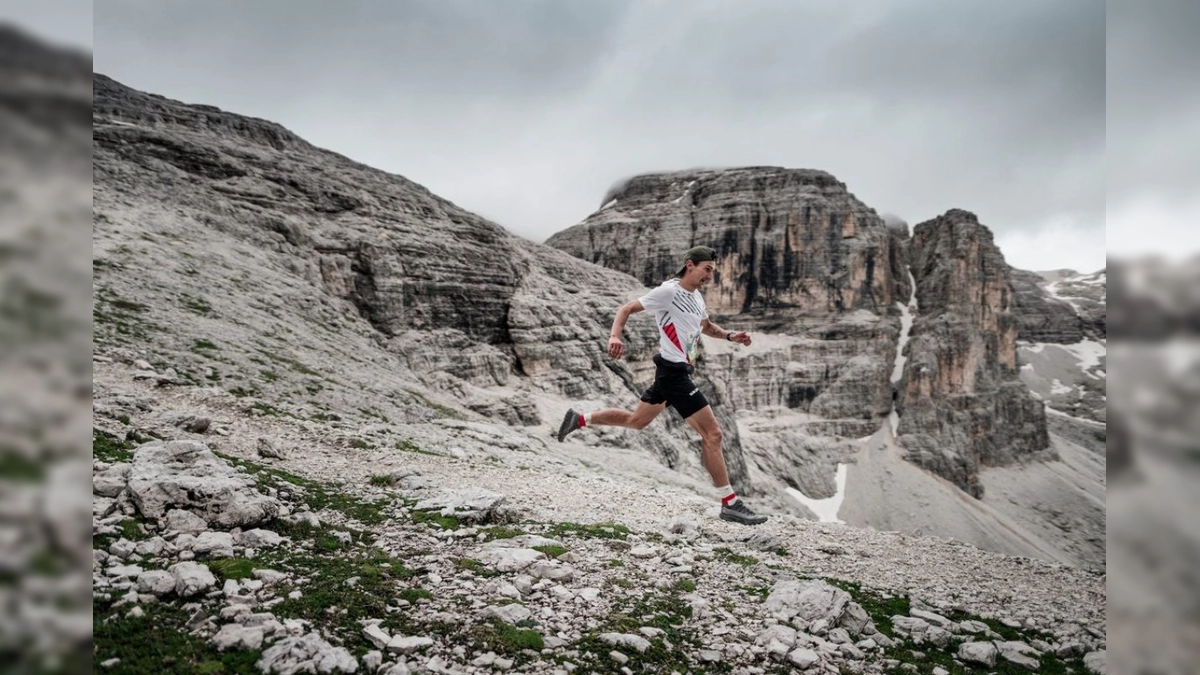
722, 493, 738, 507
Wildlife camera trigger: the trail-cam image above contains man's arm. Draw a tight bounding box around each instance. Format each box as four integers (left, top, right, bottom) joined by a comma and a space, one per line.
608, 300, 644, 359
701, 319, 731, 340
702, 319, 752, 346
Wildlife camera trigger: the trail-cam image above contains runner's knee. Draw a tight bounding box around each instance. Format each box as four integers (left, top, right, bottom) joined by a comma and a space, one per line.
702, 426, 723, 447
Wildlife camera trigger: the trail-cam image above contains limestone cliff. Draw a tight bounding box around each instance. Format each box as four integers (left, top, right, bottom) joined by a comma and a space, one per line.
895, 210, 1050, 497
547, 168, 904, 447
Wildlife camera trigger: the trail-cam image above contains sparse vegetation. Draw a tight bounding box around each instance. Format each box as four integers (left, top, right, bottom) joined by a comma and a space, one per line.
532, 544, 567, 558
713, 547, 759, 566
190, 338, 220, 352
546, 521, 630, 541
394, 439, 441, 456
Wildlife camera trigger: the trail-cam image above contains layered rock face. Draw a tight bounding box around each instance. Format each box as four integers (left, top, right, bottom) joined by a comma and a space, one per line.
895, 210, 1050, 497
547, 168, 904, 442
1008, 268, 1087, 343
91, 75, 754, 491
548, 168, 901, 324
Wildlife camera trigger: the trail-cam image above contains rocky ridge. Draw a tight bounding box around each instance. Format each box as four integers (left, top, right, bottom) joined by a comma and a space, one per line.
91, 73, 755, 496
893, 210, 1050, 497
92, 356, 1106, 675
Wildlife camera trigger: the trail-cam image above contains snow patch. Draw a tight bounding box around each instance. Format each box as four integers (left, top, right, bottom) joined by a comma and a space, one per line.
786, 463, 848, 523
888, 270, 919, 436
1060, 339, 1106, 371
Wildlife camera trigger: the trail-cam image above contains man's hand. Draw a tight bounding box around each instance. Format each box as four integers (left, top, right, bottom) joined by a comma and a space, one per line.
729, 331, 752, 346
608, 336, 625, 359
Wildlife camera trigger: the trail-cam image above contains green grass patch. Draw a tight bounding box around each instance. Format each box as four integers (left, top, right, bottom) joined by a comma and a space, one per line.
250, 401, 288, 418
218, 453, 389, 525
93, 428, 137, 462
180, 294, 212, 316
93, 288, 157, 342
255, 348, 322, 377
348, 438, 372, 450
823, 578, 910, 637
394, 439, 441, 456
607, 559, 625, 568
191, 339, 220, 352
673, 578, 696, 593
456, 558, 500, 578
532, 545, 567, 558
207, 558, 255, 581
468, 619, 544, 656
93, 599, 261, 674
574, 584, 706, 674
266, 546, 415, 654
0, 448, 44, 482
368, 474, 393, 486
713, 547, 759, 566
411, 510, 460, 530
546, 521, 630, 541
738, 584, 770, 600
359, 408, 389, 423
479, 525, 527, 541
399, 588, 433, 603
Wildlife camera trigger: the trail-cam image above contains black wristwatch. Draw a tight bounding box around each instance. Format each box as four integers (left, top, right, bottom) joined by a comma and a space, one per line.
726, 332, 733, 341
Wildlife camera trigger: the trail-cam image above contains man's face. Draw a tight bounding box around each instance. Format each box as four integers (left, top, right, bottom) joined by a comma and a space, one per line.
689, 260, 716, 286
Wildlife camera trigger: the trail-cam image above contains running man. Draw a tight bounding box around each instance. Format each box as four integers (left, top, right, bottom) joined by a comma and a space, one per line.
557, 246, 768, 526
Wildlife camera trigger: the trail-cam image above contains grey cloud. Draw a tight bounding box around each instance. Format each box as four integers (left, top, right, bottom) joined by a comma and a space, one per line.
93, 1, 1109, 270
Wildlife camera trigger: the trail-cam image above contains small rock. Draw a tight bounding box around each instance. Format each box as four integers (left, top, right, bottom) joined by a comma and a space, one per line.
137, 570, 176, 596
211, 624, 265, 651
256, 633, 357, 674
529, 561, 574, 581
165, 509, 209, 535
192, 531, 235, 558
910, 609, 952, 628
237, 529, 285, 548
484, 603, 532, 625
257, 438, 285, 459
957, 641, 998, 668
387, 635, 434, 654
169, 561, 216, 598
363, 624, 391, 650
788, 648, 819, 669
1083, 650, 1106, 674
598, 633, 651, 653
362, 650, 383, 671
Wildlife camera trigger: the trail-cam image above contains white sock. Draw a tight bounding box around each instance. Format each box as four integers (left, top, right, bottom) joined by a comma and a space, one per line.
717, 485, 738, 506
583, 412, 592, 424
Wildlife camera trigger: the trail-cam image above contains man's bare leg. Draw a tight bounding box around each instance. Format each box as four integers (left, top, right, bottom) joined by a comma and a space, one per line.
686, 406, 767, 525
557, 401, 664, 441
590, 401, 666, 430
684, 406, 729, 486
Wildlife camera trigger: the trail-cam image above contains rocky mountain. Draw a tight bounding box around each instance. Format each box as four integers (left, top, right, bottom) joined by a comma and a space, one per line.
88, 70, 1108, 674
92, 72, 753, 494
1007, 266, 1107, 429
544, 171, 1087, 498
893, 210, 1050, 499
0, 24, 93, 674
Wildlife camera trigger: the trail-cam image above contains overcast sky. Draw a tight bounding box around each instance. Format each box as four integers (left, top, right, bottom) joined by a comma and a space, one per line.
83, 1, 1189, 272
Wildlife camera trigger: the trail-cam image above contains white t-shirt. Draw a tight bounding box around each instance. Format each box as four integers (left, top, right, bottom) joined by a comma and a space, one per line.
638, 278, 709, 365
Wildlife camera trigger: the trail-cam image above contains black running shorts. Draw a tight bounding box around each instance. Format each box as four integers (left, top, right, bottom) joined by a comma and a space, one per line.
640, 355, 709, 420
